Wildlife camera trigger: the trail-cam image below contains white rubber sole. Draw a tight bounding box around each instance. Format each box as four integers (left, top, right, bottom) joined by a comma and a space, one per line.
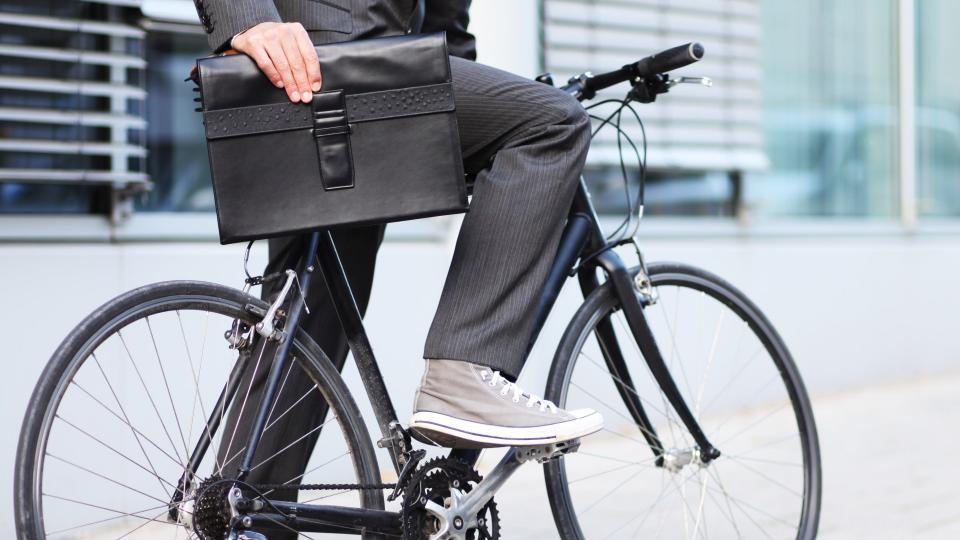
408, 409, 603, 449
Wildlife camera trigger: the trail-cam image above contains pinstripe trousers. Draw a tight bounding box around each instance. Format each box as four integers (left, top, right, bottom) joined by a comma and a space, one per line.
269, 56, 591, 379
220, 57, 591, 521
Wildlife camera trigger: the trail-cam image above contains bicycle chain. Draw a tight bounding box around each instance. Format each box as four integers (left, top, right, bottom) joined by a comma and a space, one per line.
249, 482, 397, 492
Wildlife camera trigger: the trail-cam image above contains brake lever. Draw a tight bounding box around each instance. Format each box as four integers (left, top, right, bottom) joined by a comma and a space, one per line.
666, 76, 713, 88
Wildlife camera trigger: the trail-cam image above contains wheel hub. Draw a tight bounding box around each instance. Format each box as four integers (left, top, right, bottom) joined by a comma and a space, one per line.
662, 447, 701, 473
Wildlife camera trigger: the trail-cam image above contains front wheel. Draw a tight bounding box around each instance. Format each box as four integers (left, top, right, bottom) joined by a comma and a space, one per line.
544, 262, 821, 539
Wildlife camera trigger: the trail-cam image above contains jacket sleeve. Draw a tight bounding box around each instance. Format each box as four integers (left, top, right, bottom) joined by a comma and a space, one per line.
421, 0, 477, 61
193, 0, 283, 53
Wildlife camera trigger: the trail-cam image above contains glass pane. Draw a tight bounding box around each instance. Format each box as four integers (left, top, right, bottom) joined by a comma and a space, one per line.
916, 0, 960, 217
138, 30, 215, 212
748, 0, 900, 217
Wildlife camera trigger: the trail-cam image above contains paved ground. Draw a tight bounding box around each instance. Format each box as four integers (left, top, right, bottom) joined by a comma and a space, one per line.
84, 370, 960, 539
473, 370, 960, 539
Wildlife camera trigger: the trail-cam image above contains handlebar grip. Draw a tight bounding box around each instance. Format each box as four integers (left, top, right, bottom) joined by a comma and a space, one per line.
633, 42, 704, 78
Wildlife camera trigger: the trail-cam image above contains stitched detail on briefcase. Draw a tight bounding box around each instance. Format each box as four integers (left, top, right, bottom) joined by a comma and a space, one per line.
345, 82, 454, 123
204, 102, 312, 139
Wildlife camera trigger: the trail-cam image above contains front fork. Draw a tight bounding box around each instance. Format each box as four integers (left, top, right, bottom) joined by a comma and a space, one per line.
580, 251, 721, 464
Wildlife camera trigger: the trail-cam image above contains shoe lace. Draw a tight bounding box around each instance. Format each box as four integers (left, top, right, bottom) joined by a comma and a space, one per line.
480, 370, 558, 413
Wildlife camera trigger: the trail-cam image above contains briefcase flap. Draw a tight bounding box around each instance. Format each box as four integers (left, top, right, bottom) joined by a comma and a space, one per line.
197, 32, 452, 111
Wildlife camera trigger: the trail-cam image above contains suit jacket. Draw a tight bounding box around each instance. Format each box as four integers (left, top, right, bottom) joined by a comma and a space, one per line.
193, 0, 476, 60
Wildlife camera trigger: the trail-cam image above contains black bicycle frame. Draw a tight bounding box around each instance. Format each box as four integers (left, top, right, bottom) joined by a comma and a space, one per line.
175, 177, 719, 536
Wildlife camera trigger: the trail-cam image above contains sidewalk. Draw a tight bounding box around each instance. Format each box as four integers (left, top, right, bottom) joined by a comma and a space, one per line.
478, 370, 960, 539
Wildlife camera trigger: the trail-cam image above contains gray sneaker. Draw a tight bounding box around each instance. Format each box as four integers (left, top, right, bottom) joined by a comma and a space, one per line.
408, 359, 603, 448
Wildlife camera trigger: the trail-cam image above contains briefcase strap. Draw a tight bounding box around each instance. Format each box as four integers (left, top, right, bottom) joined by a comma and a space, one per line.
311, 91, 354, 191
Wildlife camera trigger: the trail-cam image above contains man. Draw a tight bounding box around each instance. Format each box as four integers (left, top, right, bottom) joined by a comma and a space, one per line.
193, 0, 600, 486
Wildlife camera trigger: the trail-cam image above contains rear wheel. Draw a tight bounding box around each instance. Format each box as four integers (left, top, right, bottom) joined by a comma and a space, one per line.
544, 263, 821, 539
15, 281, 383, 539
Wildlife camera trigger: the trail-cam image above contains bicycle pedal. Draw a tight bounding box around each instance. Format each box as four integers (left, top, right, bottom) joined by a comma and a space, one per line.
516, 439, 581, 463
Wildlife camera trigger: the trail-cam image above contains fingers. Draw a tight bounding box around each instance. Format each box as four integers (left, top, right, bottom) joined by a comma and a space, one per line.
278, 30, 313, 103
294, 26, 322, 93
263, 40, 299, 102
248, 47, 284, 89
232, 22, 318, 104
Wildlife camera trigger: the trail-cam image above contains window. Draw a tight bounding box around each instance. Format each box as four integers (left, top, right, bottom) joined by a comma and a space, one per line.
0, 0, 147, 215
916, 0, 960, 218
746, 0, 900, 218
138, 29, 214, 212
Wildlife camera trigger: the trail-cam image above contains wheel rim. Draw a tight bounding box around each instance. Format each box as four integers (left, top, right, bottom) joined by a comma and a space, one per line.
548, 266, 820, 540
24, 292, 372, 539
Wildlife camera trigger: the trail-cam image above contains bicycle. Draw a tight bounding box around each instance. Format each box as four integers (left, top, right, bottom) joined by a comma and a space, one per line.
15, 42, 821, 540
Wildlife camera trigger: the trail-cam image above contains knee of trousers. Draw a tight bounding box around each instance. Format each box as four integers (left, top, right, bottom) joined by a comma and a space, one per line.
547, 91, 591, 146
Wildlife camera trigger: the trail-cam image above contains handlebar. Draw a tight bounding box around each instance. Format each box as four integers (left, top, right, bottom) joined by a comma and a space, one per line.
562, 42, 705, 100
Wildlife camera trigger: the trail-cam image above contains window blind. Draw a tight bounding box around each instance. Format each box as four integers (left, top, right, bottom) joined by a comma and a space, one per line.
542, 0, 767, 172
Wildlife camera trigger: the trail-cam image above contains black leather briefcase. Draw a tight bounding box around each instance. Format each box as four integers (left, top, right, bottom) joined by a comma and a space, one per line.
194, 33, 467, 244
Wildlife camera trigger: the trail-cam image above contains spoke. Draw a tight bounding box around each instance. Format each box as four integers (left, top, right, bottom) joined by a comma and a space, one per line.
567, 459, 652, 485
701, 345, 765, 413
176, 310, 211, 467
265, 381, 320, 432
219, 398, 335, 473
613, 312, 687, 448
55, 414, 180, 493
714, 401, 789, 448
42, 495, 177, 531
725, 454, 804, 468
653, 287, 698, 409
707, 467, 797, 534
69, 381, 183, 468
578, 451, 655, 465
145, 317, 192, 460
580, 467, 645, 515
702, 480, 742, 538
668, 471, 705, 540
730, 432, 800, 457
692, 469, 710, 539
91, 354, 172, 499
576, 351, 674, 423
220, 340, 269, 476
116, 509, 175, 540
249, 416, 337, 473
571, 377, 664, 445
118, 330, 185, 464
598, 467, 699, 539
724, 457, 803, 498
694, 308, 725, 419
265, 359, 297, 430
46, 453, 168, 505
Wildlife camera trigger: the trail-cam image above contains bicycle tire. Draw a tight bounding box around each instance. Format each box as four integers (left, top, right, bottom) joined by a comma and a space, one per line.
15, 280, 384, 540
543, 262, 821, 539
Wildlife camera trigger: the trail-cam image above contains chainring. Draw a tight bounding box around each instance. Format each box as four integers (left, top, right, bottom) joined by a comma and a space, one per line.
402, 457, 500, 540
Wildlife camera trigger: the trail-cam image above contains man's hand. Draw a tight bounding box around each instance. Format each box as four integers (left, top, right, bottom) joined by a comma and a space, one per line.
232, 22, 321, 104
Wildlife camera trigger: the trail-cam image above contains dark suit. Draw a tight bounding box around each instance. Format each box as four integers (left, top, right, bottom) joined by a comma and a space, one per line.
192, 1, 590, 528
